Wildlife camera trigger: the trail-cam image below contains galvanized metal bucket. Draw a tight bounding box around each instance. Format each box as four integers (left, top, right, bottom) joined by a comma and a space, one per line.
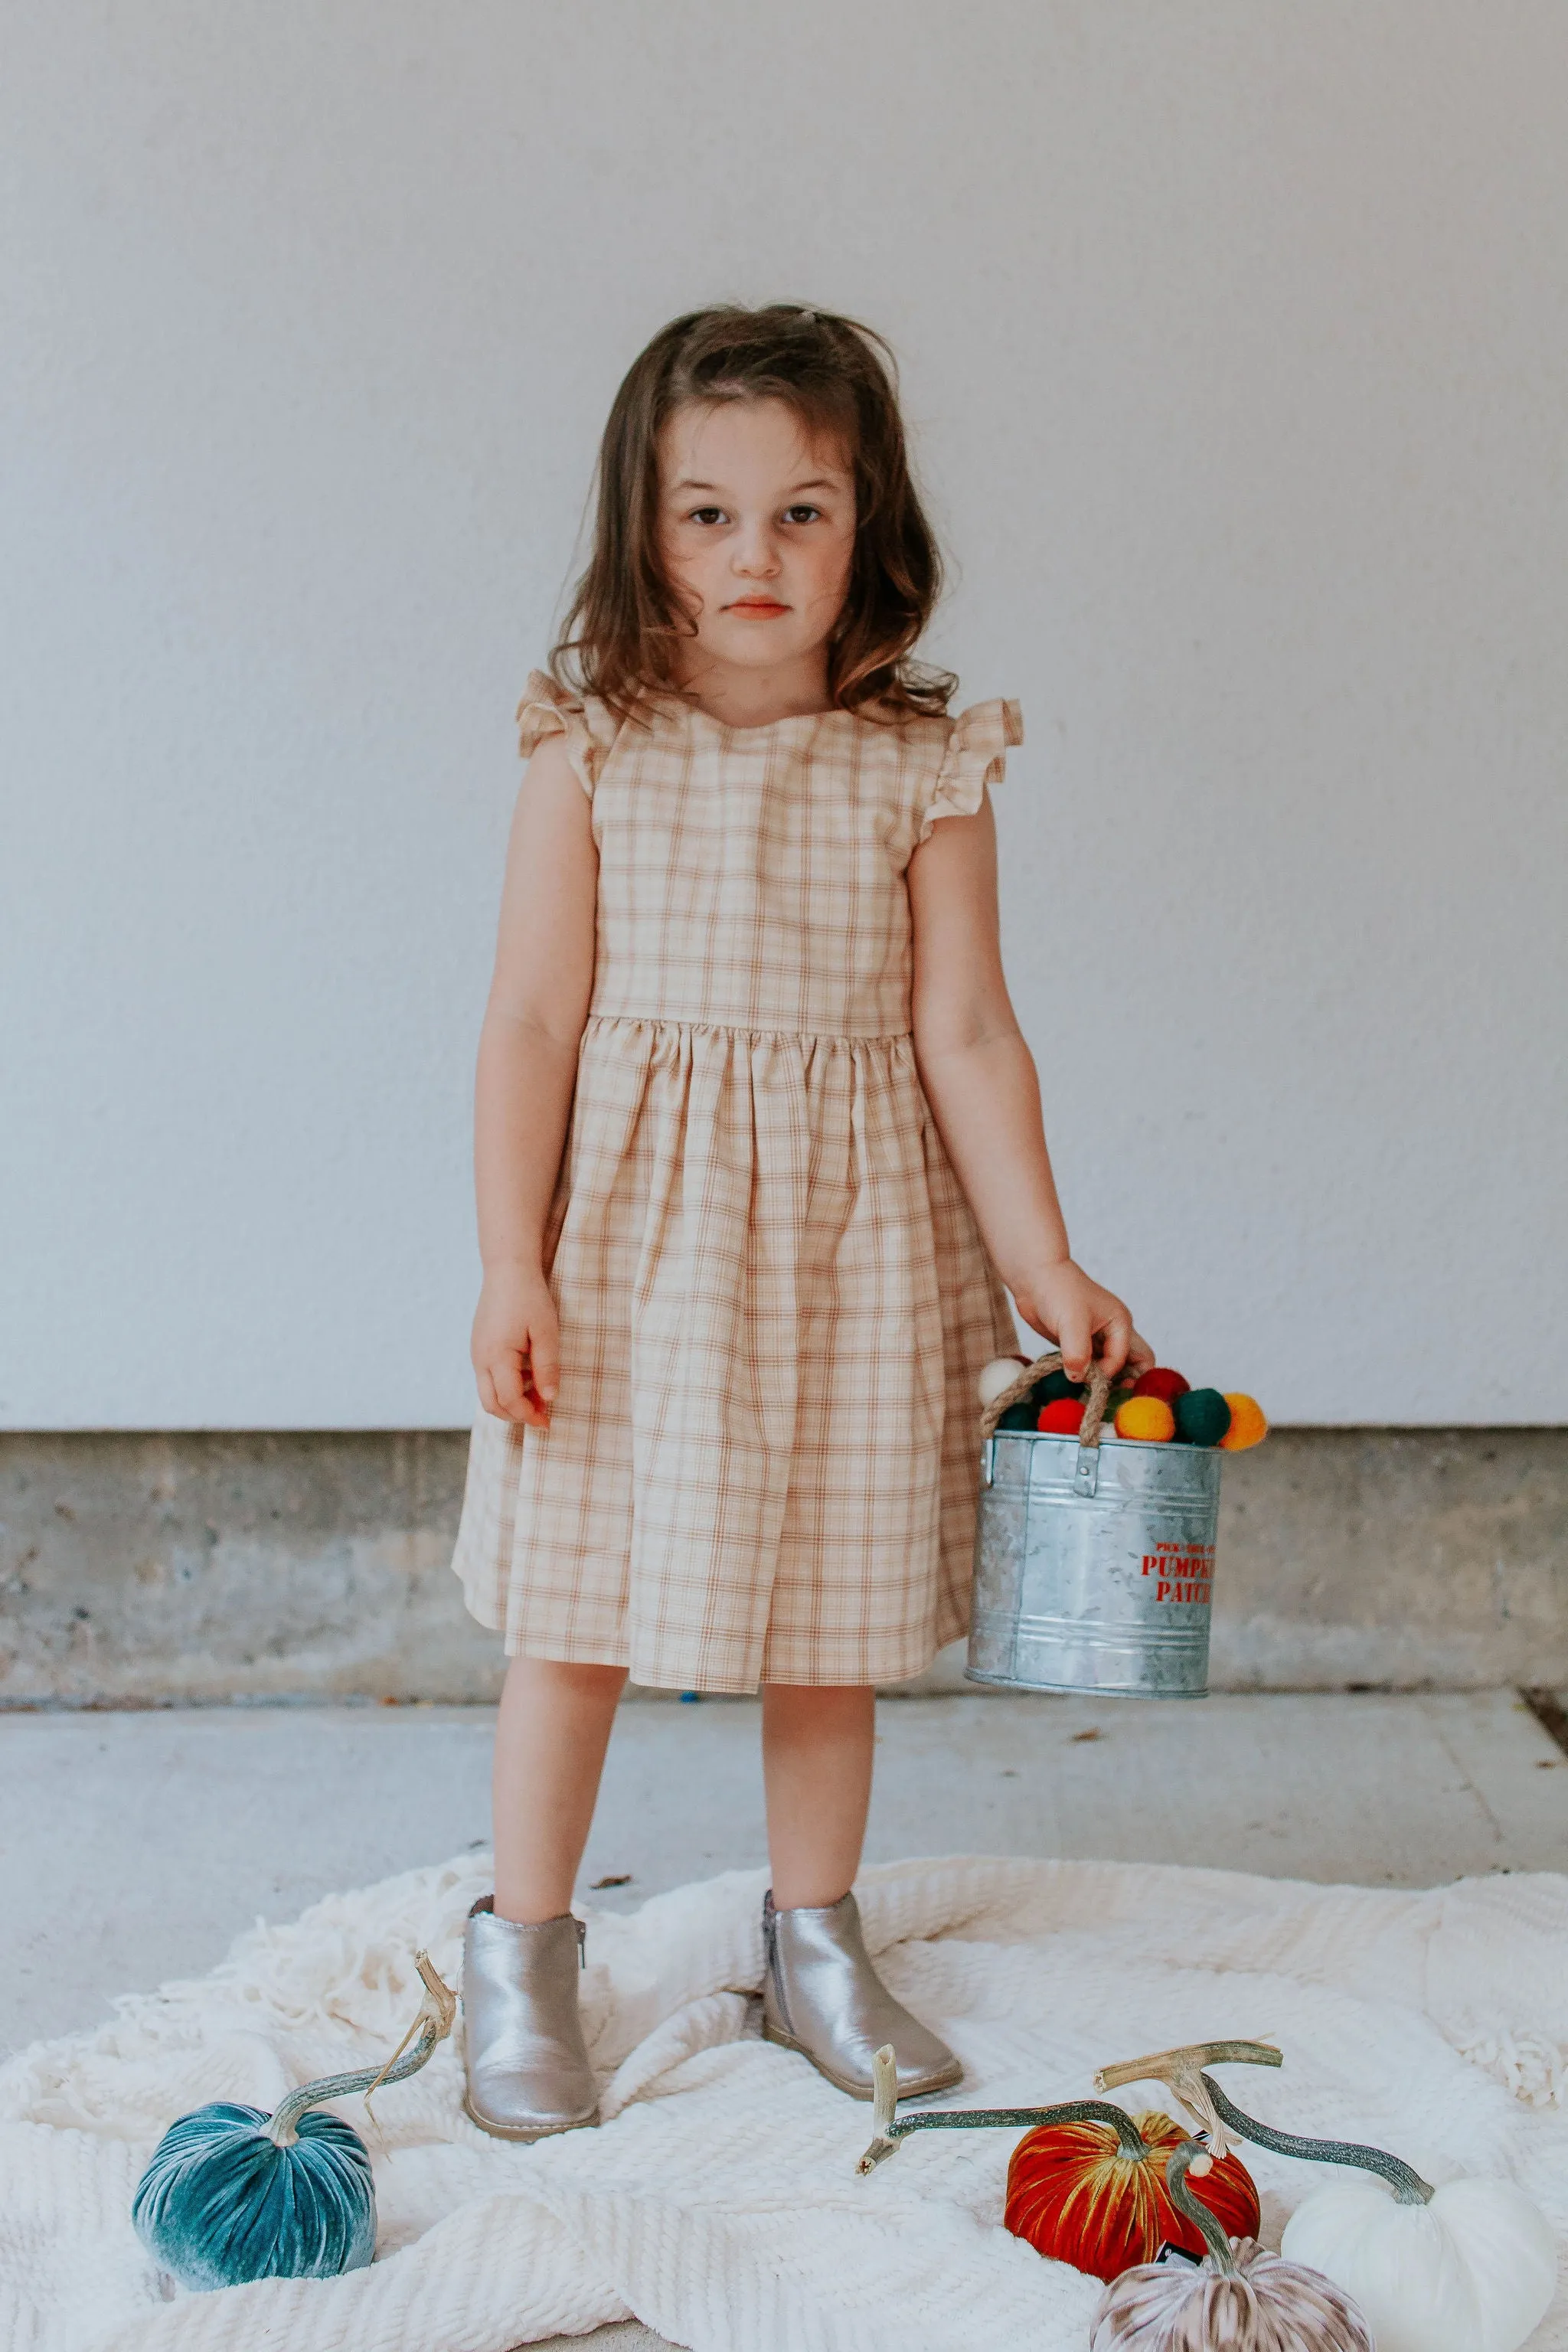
965, 1354, 1220, 1699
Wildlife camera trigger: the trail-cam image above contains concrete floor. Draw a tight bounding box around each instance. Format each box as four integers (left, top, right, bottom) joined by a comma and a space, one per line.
2, 1690, 1563, 2352
4, 1690, 1565, 2053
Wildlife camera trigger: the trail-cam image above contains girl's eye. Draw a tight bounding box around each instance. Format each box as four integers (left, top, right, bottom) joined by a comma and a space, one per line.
782, 504, 823, 524
687, 506, 727, 525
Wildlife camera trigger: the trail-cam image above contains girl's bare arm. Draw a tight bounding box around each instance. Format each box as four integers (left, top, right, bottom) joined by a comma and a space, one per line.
906, 793, 1152, 1384
472, 735, 599, 1425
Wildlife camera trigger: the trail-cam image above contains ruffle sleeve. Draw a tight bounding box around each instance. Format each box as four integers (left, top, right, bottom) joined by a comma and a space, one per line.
514, 669, 620, 798
914, 697, 1024, 846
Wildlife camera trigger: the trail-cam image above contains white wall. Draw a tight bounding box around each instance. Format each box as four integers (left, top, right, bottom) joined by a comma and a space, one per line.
3, 2, 1565, 1429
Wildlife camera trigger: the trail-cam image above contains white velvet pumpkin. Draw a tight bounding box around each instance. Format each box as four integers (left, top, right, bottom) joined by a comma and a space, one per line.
1280, 2174, 1557, 2352
1091, 2239, 1374, 2350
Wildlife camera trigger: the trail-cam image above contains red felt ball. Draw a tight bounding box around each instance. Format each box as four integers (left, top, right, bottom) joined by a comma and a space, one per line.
1036, 1398, 1085, 1436
1132, 1367, 1190, 1406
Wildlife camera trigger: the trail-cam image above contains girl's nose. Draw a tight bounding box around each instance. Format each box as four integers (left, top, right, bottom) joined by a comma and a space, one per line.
732, 527, 782, 579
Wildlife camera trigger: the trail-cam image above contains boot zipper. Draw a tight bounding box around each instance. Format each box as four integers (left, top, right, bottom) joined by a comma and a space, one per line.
762, 1892, 789, 2034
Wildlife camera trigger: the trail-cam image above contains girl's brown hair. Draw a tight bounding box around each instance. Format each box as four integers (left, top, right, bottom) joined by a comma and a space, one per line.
552, 304, 955, 720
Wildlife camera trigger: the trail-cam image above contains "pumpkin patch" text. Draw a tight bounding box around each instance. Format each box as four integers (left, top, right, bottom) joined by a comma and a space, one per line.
1141, 1540, 1214, 1606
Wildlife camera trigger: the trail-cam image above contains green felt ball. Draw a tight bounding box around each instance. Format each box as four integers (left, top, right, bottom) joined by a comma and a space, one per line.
995, 1401, 1040, 1432
1173, 1387, 1233, 1447
1034, 1370, 1087, 1406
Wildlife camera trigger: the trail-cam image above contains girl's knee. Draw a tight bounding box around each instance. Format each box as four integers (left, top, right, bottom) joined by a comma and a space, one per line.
762, 1681, 874, 1722
505, 1654, 627, 1702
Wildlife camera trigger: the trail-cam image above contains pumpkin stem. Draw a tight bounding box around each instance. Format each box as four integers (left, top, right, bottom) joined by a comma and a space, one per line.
856, 2045, 1152, 2176
1195, 2071, 1435, 2207
1094, 2039, 1282, 2161
868, 2043, 898, 2144
1165, 2138, 1238, 2275
266, 1950, 458, 2148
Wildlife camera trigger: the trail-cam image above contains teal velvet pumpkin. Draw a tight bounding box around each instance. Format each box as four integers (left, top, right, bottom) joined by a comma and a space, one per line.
132, 2100, 374, 2290
131, 1949, 456, 2293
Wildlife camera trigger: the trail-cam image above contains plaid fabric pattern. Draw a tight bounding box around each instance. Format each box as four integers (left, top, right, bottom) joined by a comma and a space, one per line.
451, 675, 1023, 1691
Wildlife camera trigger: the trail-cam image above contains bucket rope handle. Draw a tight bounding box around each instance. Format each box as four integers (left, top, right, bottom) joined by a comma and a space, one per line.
978, 1351, 1116, 1446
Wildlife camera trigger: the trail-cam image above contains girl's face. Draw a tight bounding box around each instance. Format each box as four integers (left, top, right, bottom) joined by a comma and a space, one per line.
656, 397, 857, 691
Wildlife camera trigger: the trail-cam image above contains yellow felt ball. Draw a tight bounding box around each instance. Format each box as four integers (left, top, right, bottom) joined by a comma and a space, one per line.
1220, 1393, 1269, 1450
1112, 1396, 1175, 1443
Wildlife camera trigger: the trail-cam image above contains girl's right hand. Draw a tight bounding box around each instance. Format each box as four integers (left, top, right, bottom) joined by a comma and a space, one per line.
472, 1263, 560, 1427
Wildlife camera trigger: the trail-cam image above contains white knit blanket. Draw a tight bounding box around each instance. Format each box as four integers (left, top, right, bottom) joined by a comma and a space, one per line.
4, 1854, 1567, 2352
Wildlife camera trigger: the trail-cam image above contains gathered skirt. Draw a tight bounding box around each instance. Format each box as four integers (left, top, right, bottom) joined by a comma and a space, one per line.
451, 1013, 1018, 1693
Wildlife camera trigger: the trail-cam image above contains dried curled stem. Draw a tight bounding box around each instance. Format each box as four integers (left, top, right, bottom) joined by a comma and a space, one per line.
1093, 2039, 1283, 2161
266, 1951, 457, 2147
1197, 2071, 1434, 2206
856, 2043, 1154, 2176
1094, 2037, 1434, 2204
1163, 2138, 1232, 2273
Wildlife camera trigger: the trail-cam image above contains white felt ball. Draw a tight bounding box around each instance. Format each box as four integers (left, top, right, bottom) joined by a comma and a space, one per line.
976, 1355, 1030, 1408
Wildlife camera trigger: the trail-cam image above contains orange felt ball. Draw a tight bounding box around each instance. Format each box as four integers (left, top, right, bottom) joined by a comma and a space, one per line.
1220, 1393, 1269, 1450
1113, 1396, 1175, 1443
1132, 1367, 1190, 1406
1036, 1398, 1085, 1436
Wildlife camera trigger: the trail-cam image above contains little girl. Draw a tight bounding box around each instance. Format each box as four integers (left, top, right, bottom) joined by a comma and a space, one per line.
449, 304, 1149, 2141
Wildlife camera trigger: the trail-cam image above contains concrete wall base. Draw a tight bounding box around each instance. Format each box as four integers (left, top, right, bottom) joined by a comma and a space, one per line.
2, 1429, 1564, 1705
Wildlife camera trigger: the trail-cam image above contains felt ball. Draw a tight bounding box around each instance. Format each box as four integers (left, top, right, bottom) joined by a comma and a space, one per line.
1220, 1393, 1269, 1450
1132, 1367, 1190, 1406
1173, 1387, 1233, 1447
1113, 1396, 1175, 1443
1036, 1398, 1085, 1436
995, 1401, 1040, 1432
976, 1354, 1031, 1408
1034, 1369, 1087, 1406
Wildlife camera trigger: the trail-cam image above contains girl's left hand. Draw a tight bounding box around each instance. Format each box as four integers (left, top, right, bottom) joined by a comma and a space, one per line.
1011, 1259, 1155, 1387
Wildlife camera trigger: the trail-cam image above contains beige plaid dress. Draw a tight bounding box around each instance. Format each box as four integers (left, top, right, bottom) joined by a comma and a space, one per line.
451, 671, 1022, 1691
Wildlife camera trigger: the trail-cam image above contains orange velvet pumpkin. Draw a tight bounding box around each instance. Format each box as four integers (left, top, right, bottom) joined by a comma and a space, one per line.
1005, 2108, 1259, 2281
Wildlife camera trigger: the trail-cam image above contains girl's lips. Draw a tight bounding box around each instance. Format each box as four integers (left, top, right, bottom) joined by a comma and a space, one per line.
726, 599, 789, 616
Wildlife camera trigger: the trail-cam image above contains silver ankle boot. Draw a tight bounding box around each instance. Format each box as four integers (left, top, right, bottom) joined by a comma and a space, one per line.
761, 1888, 962, 2102
461, 1896, 599, 2140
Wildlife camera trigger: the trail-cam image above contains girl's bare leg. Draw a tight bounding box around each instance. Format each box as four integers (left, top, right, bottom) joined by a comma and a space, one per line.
492, 1655, 627, 1922
761, 1682, 876, 1908
757, 1682, 957, 2096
